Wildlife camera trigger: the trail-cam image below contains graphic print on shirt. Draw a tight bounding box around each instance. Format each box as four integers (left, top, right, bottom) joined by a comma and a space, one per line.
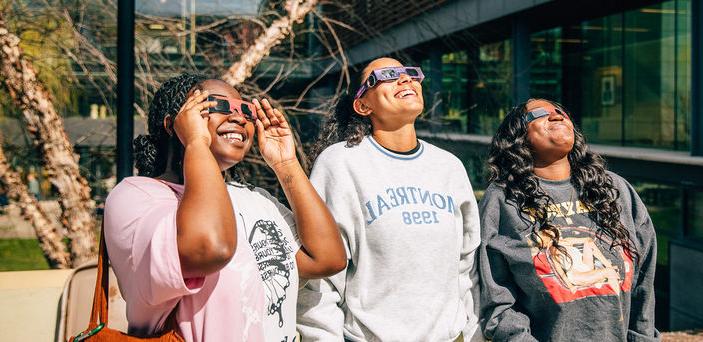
247, 219, 296, 328
362, 185, 456, 225
525, 200, 634, 303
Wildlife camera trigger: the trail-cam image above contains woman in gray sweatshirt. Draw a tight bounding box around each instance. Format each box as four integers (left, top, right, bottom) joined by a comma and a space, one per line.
478, 98, 660, 341
296, 57, 482, 341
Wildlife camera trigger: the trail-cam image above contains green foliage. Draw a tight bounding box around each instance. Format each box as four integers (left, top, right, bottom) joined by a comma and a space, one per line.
0, 238, 50, 271
0, 0, 81, 118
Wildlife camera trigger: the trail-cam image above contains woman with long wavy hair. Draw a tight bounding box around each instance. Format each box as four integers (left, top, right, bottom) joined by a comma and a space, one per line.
478, 98, 659, 341
297, 57, 482, 341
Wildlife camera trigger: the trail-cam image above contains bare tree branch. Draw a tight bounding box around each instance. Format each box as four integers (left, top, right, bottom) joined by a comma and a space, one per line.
0, 12, 97, 267
221, 0, 319, 86
0, 139, 70, 269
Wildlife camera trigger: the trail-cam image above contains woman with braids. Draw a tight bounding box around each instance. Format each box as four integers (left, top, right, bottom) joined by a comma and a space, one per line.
478, 98, 659, 341
103, 74, 346, 342
297, 57, 482, 341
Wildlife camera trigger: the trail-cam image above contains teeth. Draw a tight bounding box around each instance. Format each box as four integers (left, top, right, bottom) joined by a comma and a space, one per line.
397, 89, 415, 98
220, 132, 243, 141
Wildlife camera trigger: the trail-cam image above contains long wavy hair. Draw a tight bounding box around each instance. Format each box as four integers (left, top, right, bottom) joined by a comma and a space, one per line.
309, 67, 372, 161
487, 99, 638, 261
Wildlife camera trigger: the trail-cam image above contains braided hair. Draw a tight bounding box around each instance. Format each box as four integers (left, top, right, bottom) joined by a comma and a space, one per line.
487, 99, 639, 260
134, 73, 206, 178
309, 68, 372, 161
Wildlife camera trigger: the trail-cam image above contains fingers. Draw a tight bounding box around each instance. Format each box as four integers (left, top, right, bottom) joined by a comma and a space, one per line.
272, 108, 289, 128
252, 98, 271, 128
255, 115, 266, 146
261, 99, 279, 125
253, 98, 285, 128
184, 89, 215, 113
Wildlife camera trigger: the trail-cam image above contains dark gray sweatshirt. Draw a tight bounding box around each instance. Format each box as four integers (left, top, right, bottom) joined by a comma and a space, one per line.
478, 171, 660, 342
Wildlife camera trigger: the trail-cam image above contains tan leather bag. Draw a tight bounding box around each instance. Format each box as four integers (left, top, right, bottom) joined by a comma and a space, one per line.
69, 227, 184, 342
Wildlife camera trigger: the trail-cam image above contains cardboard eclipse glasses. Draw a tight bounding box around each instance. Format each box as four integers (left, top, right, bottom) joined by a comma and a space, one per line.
207, 94, 256, 120
355, 66, 425, 99
524, 107, 570, 124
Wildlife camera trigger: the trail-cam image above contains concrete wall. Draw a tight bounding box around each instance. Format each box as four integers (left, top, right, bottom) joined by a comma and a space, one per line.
0, 269, 73, 341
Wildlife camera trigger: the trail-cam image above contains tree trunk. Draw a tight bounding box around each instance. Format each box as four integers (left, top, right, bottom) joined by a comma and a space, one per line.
221, 0, 319, 86
0, 143, 71, 269
0, 13, 97, 266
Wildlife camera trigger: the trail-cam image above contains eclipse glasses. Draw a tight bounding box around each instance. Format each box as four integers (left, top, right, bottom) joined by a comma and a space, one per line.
355, 66, 425, 99
524, 107, 570, 124
207, 94, 256, 121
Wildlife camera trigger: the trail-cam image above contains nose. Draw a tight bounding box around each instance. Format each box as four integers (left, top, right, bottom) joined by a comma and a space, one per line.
227, 111, 247, 124
397, 73, 412, 84
547, 108, 565, 121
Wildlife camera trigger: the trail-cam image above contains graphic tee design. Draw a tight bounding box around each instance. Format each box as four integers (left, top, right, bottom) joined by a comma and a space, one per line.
528, 225, 634, 303
248, 219, 296, 327
229, 183, 300, 342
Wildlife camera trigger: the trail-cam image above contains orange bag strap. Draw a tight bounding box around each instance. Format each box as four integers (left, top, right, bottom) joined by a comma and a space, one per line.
88, 222, 110, 329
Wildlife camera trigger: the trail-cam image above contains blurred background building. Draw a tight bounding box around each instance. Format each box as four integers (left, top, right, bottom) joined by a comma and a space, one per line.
1, 0, 701, 334
311, 0, 702, 332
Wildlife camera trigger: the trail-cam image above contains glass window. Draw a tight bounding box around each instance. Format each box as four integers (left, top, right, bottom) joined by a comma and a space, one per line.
530, 27, 562, 101
468, 39, 513, 135
524, 0, 691, 150
687, 190, 703, 241
440, 52, 469, 132
631, 181, 683, 266
623, 0, 691, 149
570, 12, 625, 146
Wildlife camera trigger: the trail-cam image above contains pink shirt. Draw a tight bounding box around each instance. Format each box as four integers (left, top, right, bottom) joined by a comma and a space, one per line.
104, 177, 265, 342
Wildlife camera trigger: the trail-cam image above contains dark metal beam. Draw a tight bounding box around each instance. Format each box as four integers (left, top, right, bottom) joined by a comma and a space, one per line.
511, 16, 530, 104
692, 0, 703, 156
117, 0, 135, 181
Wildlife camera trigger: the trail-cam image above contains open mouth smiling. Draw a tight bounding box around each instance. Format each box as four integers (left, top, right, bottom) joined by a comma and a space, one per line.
395, 88, 417, 99
217, 128, 247, 144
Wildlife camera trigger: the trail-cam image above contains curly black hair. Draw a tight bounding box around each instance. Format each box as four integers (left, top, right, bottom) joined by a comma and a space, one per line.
134, 73, 207, 178
309, 67, 372, 161
487, 99, 638, 261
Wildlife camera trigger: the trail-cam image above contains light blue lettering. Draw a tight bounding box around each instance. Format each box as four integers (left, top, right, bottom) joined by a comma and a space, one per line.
419, 188, 431, 205
396, 187, 409, 205
376, 195, 391, 216
447, 195, 455, 214
386, 188, 399, 207
432, 193, 446, 209
407, 187, 419, 203
365, 201, 377, 224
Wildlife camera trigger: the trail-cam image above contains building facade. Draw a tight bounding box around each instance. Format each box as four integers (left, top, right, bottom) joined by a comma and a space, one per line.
320, 0, 703, 331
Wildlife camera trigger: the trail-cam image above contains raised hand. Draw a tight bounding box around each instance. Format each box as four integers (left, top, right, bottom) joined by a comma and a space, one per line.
173, 89, 216, 147
253, 98, 296, 170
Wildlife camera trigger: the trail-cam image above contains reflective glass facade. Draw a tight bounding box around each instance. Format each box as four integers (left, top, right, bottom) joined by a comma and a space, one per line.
529, 0, 692, 150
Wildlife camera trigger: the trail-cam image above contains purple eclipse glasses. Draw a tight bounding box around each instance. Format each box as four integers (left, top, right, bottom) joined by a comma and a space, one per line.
525, 107, 570, 124
207, 94, 256, 120
354, 66, 425, 99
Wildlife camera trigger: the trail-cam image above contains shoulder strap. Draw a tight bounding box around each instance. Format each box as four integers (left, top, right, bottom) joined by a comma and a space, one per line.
88, 219, 181, 333
88, 222, 109, 329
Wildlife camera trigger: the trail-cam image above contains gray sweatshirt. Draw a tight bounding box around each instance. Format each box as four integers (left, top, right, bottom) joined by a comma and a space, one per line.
478, 172, 660, 342
297, 136, 481, 342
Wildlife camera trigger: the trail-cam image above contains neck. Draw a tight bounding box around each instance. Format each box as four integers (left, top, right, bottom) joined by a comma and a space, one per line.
156, 146, 183, 184
533, 155, 571, 181
156, 170, 181, 184
372, 123, 418, 152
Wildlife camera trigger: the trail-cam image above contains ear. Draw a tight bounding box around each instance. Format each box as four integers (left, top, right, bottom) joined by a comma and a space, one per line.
353, 98, 373, 117
163, 115, 174, 136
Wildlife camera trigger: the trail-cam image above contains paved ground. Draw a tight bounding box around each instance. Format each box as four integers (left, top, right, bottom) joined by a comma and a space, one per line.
0, 201, 62, 239
662, 331, 703, 341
